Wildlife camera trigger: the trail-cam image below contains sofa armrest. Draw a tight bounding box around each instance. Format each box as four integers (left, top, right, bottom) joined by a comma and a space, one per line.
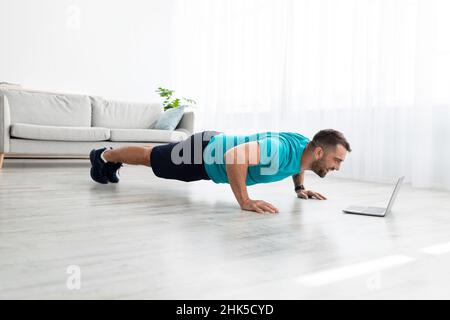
0, 95, 11, 153
175, 109, 195, 135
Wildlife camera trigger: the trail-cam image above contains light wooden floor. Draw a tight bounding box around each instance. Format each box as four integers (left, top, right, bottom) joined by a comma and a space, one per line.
1, 159, 450, 299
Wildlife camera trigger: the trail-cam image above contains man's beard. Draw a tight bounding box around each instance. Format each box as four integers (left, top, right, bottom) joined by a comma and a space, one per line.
311, 158, 328, 178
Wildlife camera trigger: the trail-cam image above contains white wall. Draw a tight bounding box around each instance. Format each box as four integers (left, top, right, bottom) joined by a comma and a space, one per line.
0, 0, 174, 102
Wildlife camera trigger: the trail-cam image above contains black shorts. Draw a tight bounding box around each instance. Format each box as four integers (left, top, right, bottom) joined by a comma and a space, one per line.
150, 131, 222, 182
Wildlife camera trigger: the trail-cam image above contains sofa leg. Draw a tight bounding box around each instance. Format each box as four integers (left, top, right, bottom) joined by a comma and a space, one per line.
0, 153, 4, 169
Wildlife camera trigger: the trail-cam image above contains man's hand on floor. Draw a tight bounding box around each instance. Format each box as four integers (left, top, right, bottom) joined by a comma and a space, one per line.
240, 199, 279, 214
296, 190, 327, 200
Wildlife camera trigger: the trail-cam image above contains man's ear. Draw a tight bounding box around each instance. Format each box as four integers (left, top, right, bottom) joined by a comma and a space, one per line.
314, 146, 324, 159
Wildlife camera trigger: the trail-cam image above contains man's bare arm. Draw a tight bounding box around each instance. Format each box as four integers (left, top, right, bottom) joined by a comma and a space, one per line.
292, 172, 305, 187
225, 142, 279, 214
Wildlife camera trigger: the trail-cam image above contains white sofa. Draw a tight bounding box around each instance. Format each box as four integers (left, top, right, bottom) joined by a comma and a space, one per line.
0, 85, 195, 168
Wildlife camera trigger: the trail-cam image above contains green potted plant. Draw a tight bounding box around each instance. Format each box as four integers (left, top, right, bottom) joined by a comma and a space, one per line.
156, 87, 197, 111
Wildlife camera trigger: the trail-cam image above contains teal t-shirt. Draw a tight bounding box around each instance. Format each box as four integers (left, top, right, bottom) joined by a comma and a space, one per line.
203, 132, 310, 186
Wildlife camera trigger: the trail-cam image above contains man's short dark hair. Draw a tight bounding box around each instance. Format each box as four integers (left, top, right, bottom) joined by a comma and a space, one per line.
311, 129, 352, 152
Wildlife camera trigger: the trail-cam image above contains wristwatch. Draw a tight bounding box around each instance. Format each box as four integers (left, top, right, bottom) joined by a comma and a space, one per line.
295, 185, 305, 192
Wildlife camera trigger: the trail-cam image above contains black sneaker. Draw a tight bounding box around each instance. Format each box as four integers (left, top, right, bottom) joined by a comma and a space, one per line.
89, 147, 109, 184
105, 161, 123, 183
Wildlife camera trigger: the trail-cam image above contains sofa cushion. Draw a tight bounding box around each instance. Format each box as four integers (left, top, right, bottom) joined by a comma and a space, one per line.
91, 97, 163, 129
0, 89, 92, 127
0, 82, 22, 89
153, 106, 186, 130
110, 128, 188, 143
11, 123, 110, 141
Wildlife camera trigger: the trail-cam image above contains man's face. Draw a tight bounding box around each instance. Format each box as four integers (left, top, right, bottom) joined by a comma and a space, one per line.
311, 144, 347, 178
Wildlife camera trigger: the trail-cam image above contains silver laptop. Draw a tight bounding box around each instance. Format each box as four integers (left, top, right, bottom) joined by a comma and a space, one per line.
343, 176, 405, 217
